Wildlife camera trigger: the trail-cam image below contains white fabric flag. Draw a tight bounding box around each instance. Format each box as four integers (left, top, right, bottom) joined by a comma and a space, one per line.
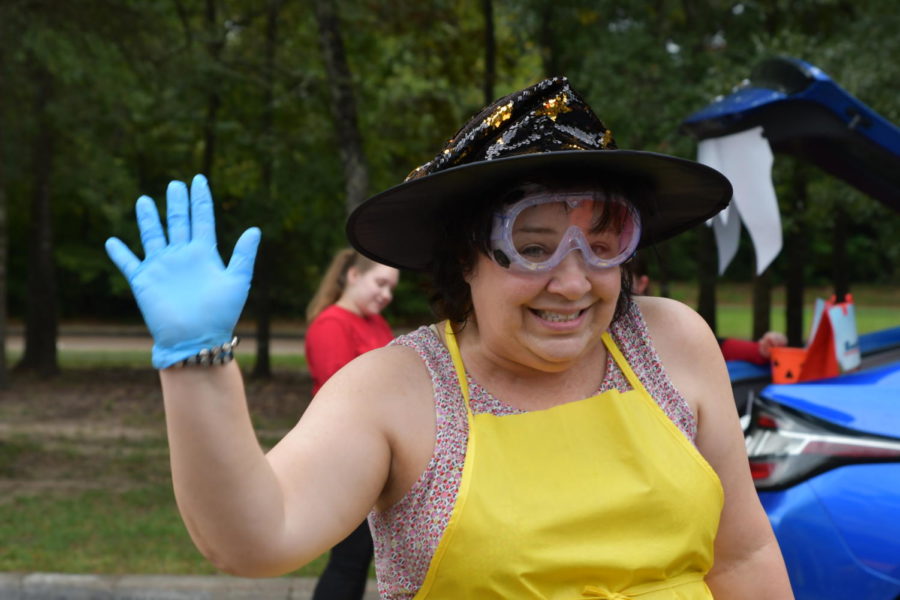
697, 127, 782, 275
697, 138, 740, 274
712, 203, 742, 275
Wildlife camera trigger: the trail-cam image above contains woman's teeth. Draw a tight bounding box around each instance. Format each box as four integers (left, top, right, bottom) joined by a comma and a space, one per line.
536, 310, 582, 322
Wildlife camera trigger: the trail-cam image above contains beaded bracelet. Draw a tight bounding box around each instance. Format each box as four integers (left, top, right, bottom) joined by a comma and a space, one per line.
174, 336, 240, 368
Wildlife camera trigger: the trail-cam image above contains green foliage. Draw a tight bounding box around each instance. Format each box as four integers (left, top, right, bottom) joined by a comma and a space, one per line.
2, 0, 899, 326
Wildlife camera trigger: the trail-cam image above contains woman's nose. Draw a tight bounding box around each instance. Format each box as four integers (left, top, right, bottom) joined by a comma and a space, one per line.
546, 252, 592, 299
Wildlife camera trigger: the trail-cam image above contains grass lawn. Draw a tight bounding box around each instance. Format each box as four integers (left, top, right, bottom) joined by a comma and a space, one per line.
1, 486, 329, 576
665, 282, 899, 339
0, 365, 329, 576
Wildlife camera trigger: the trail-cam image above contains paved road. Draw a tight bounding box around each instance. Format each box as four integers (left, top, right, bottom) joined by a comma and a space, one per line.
5, 328, 304, 356
0, 573, 380, 599
5, 323, 414, 356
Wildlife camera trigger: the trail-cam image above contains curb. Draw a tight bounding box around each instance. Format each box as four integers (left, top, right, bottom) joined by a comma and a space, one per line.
0, 574, 380, 600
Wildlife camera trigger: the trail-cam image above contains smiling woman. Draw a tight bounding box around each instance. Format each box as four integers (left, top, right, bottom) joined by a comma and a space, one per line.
106, 77, 794, 599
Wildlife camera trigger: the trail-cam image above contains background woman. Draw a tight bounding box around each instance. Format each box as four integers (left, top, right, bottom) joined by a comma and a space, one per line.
105, 77, 794, 598
304, 248, 398, 600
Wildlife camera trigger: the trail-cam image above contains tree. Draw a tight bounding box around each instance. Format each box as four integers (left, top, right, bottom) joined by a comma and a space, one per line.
0, 6, 17, 386
6, 0, 165, 375
313, 0, 370, 215
249, 0, 285, 379
482, 0, 496, 105
18, 59, 59, 377
0, 0, 896, 357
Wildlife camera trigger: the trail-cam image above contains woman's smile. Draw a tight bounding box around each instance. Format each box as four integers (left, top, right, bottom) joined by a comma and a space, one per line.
531, 307, 588, 324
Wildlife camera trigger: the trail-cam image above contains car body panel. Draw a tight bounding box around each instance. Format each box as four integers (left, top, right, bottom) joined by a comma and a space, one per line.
764, 362, 900, 439
808, 464, 900, 581
682, 56, 900, 210
760, 467, 900, 600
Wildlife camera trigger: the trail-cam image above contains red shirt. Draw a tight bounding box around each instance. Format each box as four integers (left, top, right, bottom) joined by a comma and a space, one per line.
305, 304, 395, 395
719, 337, 766, 365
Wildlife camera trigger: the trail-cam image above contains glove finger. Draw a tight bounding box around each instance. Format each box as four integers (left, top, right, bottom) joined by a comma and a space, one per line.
136, 196, 167, 256
166, 179, 191, 245
226, 227, 261, 279
105, 237, 141, 281
190, 174, 217, 245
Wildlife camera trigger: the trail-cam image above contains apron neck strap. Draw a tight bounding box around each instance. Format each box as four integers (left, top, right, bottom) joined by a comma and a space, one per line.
444, 320, 473, 413
601, 332, 649, 396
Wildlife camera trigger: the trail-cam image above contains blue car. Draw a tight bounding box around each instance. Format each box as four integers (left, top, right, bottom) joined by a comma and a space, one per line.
742, 330, 900, 600
684, 56, 900, 599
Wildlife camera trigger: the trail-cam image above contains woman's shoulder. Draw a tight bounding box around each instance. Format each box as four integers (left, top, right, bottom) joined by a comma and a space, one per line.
632, 295, 711, 340
392, 324, 440, 349
347, 333, 430, 371
316, 338, 434, 415
632, 296, 728, 409
632, 297, 723, 377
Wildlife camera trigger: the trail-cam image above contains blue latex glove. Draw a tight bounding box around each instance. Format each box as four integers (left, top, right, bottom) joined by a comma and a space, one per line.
105, 174, 261, 369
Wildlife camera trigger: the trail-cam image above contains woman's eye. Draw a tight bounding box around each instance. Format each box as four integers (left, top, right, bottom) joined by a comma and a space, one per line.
591, 243, 611, 255
519, 244, 550, 259
590, 233, 621, 257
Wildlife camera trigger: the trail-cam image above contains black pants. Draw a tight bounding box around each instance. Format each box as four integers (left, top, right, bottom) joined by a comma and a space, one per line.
311, 520, 374, 600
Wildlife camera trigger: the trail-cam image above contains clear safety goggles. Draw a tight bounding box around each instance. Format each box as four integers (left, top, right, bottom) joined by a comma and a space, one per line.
489, 191, 641, 273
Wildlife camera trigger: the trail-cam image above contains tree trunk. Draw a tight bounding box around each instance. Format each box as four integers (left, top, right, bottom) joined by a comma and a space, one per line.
0, 157, 8, 388
696, 225, 717, 334
201, 0, 223, 177
18, 65, 59, 377
482, 0, 495, 105
537, 4, 560, 78
313, 0, 370, 215
251, 250, 272, 379
832, 204, 850, 303
0, 46, 9, 387
752, 266, 772, 341
785, 163, 807, 346
251, 0, 280, 379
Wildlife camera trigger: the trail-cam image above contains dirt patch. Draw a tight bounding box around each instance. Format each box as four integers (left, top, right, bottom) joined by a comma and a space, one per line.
0, 367, 313, 501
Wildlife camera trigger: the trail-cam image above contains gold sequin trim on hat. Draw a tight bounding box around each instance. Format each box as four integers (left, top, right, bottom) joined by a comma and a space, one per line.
601, 129, 614, 148
485, 101, 513, 129
534, 93, 573, 121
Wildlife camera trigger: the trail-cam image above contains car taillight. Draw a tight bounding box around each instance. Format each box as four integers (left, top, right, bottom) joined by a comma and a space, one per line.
744, 396, 900, 490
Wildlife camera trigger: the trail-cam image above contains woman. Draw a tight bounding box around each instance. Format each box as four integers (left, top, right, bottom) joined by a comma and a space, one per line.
305, 248, 398, 600
106, 77, 794, 598
305, 248, 398, 397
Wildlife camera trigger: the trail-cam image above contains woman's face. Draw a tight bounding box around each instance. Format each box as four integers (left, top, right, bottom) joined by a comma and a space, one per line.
343, 264, 399, 317
466, 190, 625, 371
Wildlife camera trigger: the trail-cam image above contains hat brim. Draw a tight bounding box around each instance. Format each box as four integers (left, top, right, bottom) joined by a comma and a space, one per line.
347, 150, 732, 271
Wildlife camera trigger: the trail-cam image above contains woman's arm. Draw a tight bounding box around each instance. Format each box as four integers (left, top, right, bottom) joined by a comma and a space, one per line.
638, 296, 794, 599
160, 343, 432, 577
105, 176, 432, 577
160, 361, 385, 577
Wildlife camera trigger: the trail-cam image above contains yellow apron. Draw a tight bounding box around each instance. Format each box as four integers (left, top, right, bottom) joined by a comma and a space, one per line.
414, 322, 724, 599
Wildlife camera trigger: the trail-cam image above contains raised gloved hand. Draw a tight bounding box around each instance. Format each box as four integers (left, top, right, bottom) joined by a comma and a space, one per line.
105, 174, 261, 369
